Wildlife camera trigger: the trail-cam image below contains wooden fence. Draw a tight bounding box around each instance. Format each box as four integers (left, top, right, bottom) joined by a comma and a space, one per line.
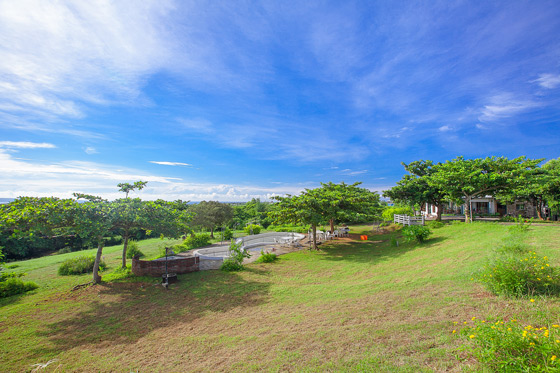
394, 214, 425, 226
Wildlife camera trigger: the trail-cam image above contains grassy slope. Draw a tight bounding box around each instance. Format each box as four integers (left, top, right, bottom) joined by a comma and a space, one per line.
1, 223, 559, 372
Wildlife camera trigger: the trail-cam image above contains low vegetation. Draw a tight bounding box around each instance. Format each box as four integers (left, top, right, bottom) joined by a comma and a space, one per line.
1, 223, 560, 371
58, 255, 107, 276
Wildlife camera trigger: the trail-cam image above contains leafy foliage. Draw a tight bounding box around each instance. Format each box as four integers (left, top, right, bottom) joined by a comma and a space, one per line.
256, 250, 278, 263
270, 182, 381, 249
477, 251, 559, 297
125, 241, 144, 259
58, 255, 107, 276
221, 240, 250, 272
243, 224, 261, 235
181, 233, 211, 251
191, 201, 233, 238
0, 277, 38, 298
401, 225, 432, 243
457, 318, 560, 371
508, 215, 533, 234
381, 206, 413, 222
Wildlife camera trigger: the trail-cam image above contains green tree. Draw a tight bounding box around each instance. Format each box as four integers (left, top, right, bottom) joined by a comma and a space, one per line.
384, 160, 447, 221
270, 182, 381, 249
191, 201, 234, 238
117, 181, 147, 198
430, 156, 541, 223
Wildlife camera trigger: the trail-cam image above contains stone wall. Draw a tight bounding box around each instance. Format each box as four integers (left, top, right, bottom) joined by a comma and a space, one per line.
132, 256, 199, 277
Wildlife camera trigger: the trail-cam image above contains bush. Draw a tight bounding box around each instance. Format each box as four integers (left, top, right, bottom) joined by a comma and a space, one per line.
401, 225, 432, 244
477, 251, 559, 297
256, 250, 278, 263
223, 228, 233, 241
243, 224, 261, 235
126, 241, 144, 259
495, 235, 530, 254
221, 241, 251, 272
457, 317, 560, 371
57, 247, 73, 255
382, 206, 414, 222
58, 255, 107, 276
426, 220, 444, 229
182, 233, 211, 250
0, 277, 38, 298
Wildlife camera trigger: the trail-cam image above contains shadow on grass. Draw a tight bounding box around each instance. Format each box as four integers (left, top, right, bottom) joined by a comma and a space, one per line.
319, 234, 447, 265
33, 267, 271, 355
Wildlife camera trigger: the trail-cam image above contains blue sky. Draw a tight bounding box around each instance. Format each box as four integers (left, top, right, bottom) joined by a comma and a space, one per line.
1, 1, 559, 201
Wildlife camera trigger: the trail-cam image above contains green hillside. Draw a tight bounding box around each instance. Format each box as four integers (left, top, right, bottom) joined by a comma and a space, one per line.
1, 223, 560, 371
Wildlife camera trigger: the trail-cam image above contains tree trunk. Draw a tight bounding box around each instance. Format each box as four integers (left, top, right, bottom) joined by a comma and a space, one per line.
464, 197, 471, 223
92, 239, 104, 284
210, 227, 214, 239
536, 198, 543, 220
329, 219, 334, 234
436, 202, 443, 221
121, 233, 129, 269
312, 224, 318, 250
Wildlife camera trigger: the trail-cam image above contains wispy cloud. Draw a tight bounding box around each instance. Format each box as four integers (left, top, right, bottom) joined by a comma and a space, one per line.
84, 147, 97, 154
478, 94, 540, 123
0, 149, 305, 201
149, 161, 192, 167
340, 169, 368, 176
0, 141, 56, 149
534, 73, 560, 89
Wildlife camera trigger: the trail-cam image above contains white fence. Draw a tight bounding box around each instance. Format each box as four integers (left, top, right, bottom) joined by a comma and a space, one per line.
394, 214, 425, 226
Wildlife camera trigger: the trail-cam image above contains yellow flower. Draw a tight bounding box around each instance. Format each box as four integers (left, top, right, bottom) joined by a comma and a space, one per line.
453, 321, 458, 325
552, 355, 557, 361
530, 299, 535, 303
472, 317, 476, 321
469, 334, 475, 339
452, 330, 456, 334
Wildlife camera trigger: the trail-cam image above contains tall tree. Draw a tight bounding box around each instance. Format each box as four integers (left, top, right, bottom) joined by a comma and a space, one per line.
191, 201, 234, 238
430, 156, 541, 222
270, 182, 381, 249
384, 160, 447, 221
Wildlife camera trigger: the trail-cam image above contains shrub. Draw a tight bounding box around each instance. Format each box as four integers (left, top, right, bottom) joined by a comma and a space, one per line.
57, 247, 73, 255
256, 250, 278, 263
477, 251, 559, 297
182, 233, 211, 250
457, 317, 560, 371
244, 224, 261, 235
58, 255, 107, 276
426, 220, 444, 229
0, 277, 38, 298
221, 241, 251, 272
126, 241, 144, 259
382, 206, 414, 222
401, 225, 432, 244
223, 228, 233, 240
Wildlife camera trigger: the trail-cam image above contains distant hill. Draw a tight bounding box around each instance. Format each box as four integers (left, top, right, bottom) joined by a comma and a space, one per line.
0, 198, 15, 204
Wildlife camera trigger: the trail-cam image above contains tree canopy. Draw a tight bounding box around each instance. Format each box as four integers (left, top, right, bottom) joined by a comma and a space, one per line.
269, 182, 381, 249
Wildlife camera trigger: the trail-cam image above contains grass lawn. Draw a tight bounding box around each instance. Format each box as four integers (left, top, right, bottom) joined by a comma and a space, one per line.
1, 222, 560, 371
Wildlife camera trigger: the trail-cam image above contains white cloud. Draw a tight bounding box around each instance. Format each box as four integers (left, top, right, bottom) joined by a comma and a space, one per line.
84, 146, 97, 154
149, 161, 192, 167
0, 149, 307, 201
0, 141, 56, 149
534, 73, 560, 89
478, 94, 539, 122
438, 125, 451, 132
0, 0, 175, 126
341, 169, 368, 176
176, 118, 214, 134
